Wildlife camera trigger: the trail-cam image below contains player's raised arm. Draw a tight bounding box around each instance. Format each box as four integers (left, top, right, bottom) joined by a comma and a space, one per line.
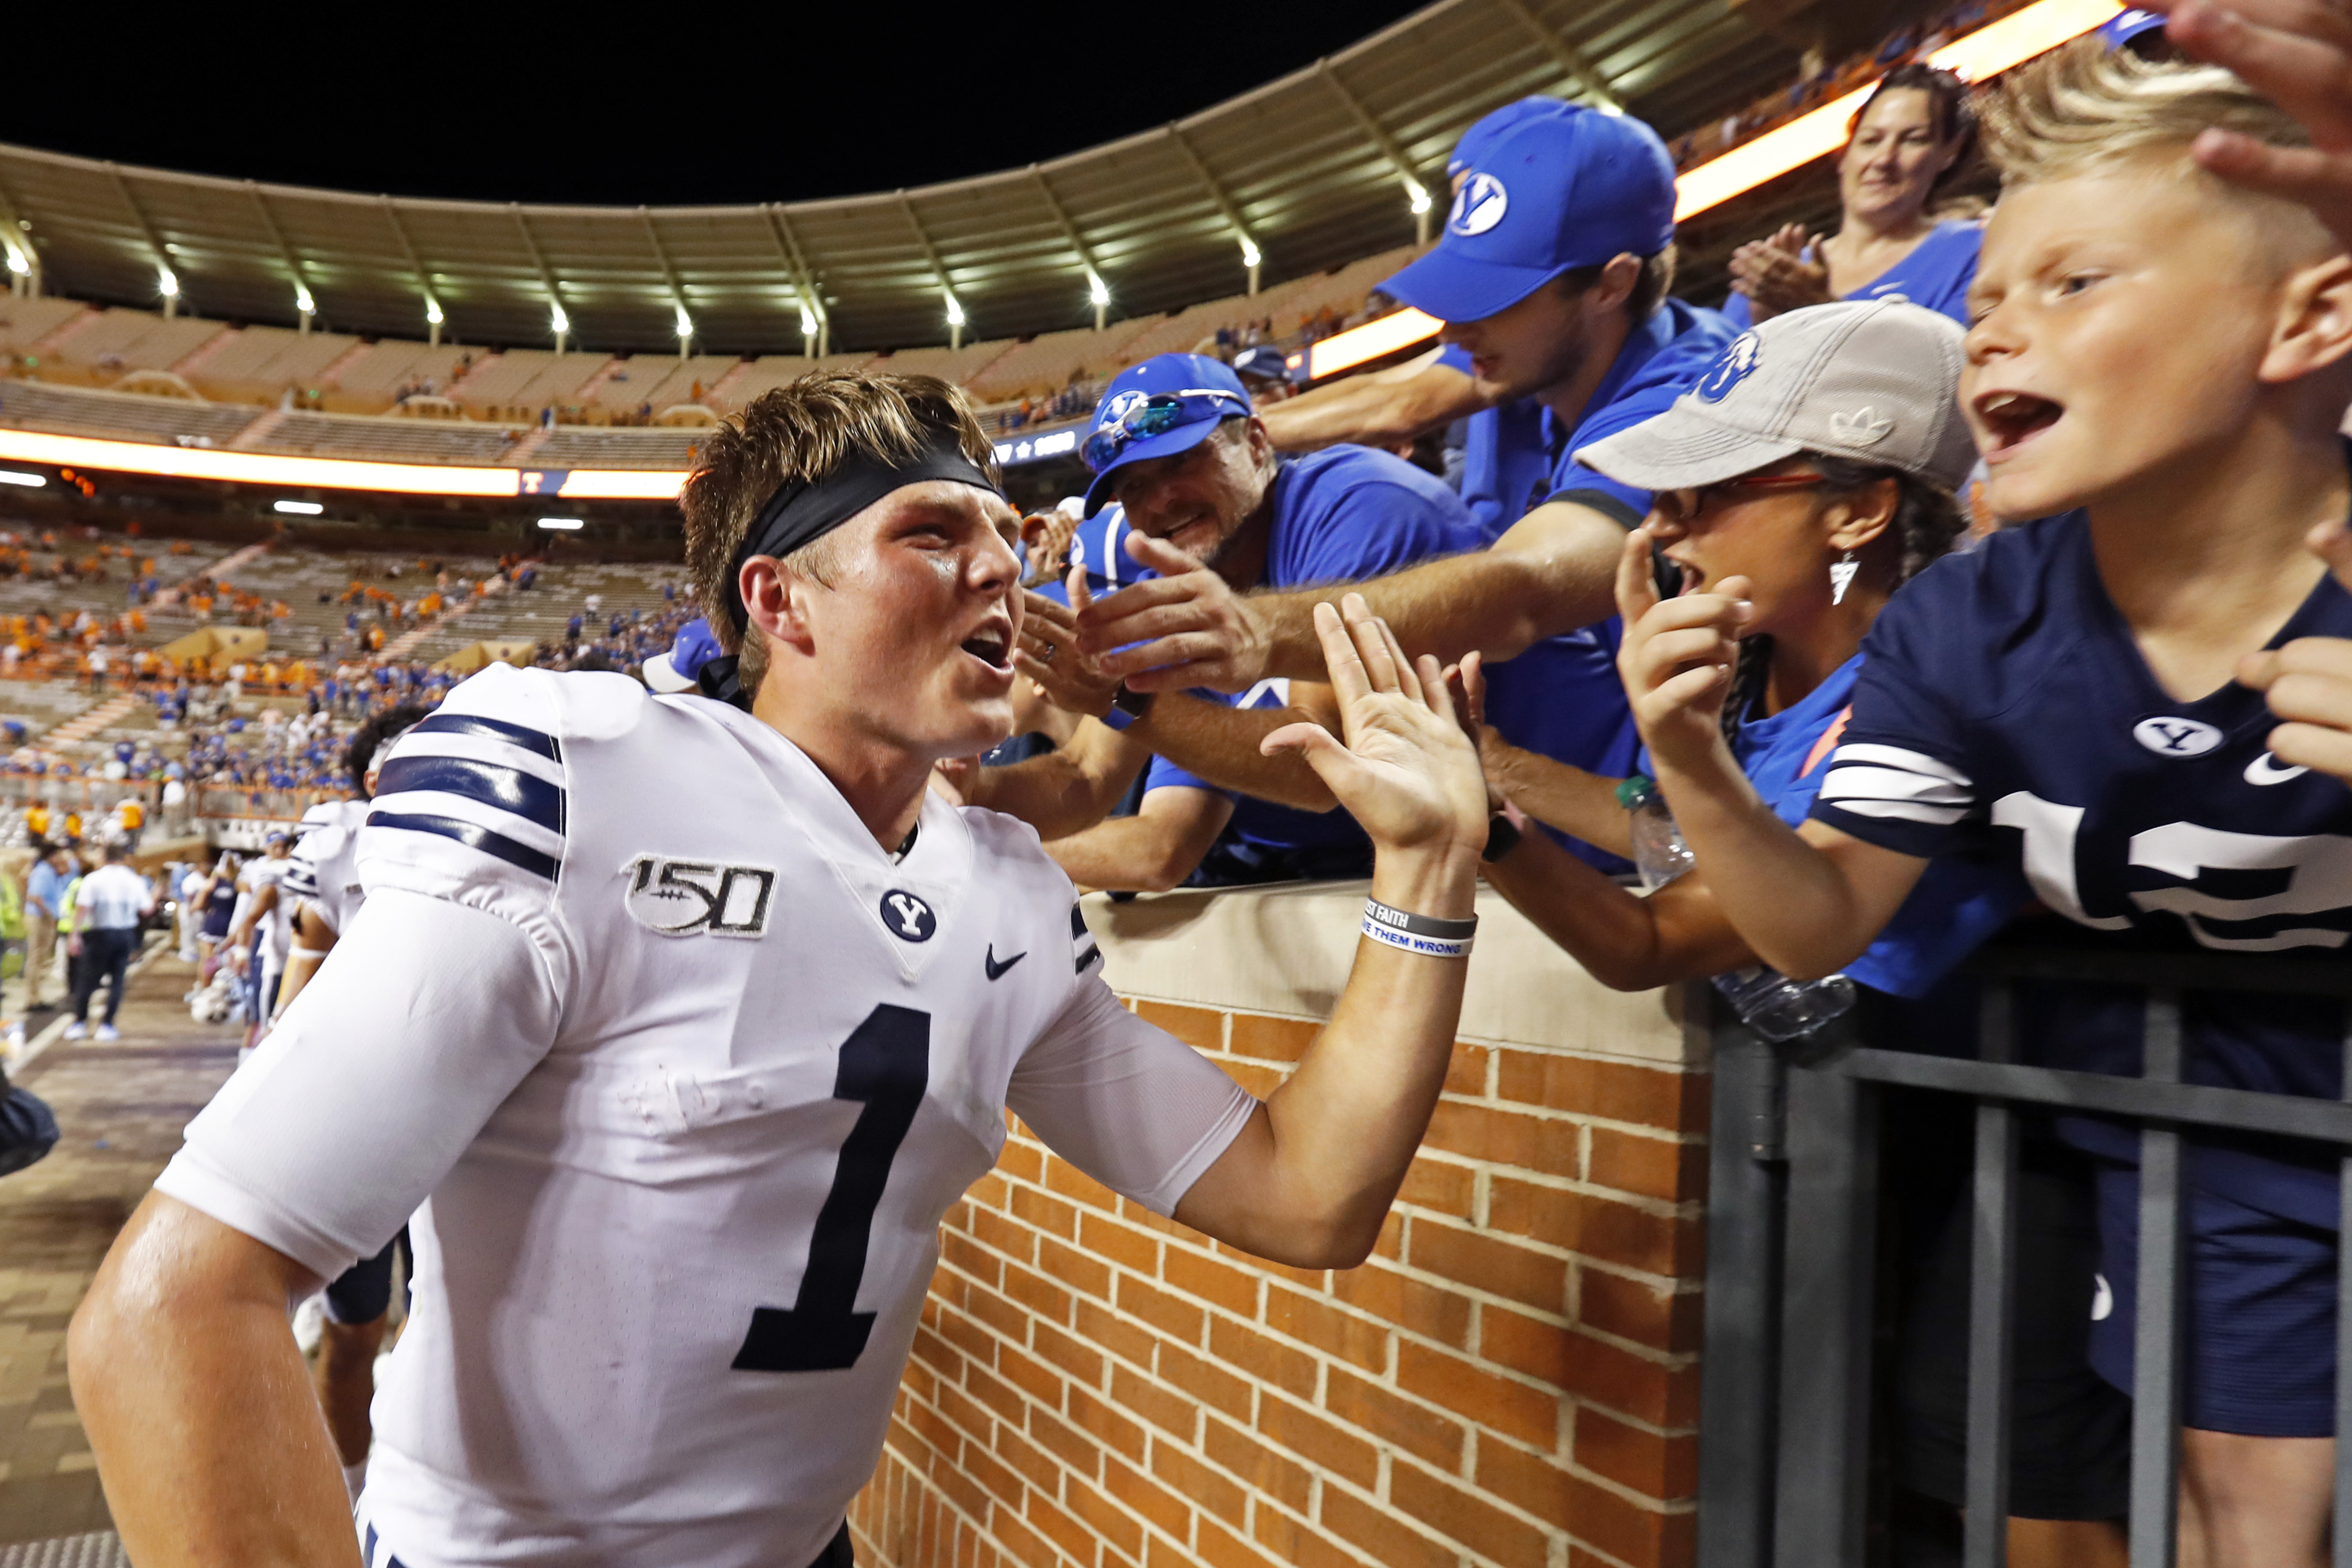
1159, 593, 1489, 1265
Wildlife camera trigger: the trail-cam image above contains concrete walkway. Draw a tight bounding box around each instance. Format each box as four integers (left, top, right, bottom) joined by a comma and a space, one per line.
0, 949, 237, 1546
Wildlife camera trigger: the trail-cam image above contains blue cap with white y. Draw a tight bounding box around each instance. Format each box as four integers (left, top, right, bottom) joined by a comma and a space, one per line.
1384, 106, 1677, 326
1079, 354, 1253, 518
644, 617, 721, 694
1447, 96, 1573, 181
2098, 8, 2166, 47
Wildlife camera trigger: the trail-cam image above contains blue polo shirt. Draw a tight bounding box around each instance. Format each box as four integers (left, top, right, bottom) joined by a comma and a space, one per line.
1540, 297, 1740, 526
1721, 220, 1982, 331
1435, 346, 1552, 536
25, 860, 64, 921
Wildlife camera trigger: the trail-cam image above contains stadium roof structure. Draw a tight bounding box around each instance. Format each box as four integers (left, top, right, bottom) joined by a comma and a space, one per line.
0, 0, 1795, 358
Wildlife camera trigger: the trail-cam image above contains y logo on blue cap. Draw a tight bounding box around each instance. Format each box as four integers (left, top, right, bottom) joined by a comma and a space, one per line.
1449, 174, 1509, 238
1694, 333, 1763, 405
1099, 388, 1150, 430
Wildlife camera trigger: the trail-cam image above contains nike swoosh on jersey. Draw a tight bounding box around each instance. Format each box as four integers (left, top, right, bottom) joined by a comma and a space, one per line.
985, 946, 1026, 980
2246, 752, 2310, 786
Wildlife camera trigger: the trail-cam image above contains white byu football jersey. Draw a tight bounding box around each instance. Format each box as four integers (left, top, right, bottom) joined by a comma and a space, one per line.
283, 797, 371, 936
158, 665, 1257, 1568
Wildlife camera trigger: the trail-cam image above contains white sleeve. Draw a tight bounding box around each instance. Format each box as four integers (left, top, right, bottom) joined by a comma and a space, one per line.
1006, 974, 1257, 1217
153, 886, 561, 1280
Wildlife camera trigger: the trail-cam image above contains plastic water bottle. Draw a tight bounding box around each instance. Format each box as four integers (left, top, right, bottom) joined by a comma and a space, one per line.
1613, 775, 1856, 1042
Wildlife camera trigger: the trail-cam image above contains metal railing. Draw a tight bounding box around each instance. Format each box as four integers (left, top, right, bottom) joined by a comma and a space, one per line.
1696, 947, 2352, 1568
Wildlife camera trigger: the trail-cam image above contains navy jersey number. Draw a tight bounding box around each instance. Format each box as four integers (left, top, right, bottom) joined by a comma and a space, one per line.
732, 1004, 931, 1372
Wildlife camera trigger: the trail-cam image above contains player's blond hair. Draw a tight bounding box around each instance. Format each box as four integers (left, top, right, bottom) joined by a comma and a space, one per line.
683, 371, 1001, 690
1981, 37, 2306, 187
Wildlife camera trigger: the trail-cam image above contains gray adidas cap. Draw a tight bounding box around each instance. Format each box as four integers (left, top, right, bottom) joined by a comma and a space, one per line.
1576, 298, 1976, 494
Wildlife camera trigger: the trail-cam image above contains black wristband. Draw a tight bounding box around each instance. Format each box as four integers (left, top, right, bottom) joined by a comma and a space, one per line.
1363, 897, 1478, 941
1481, 812, 1522, 864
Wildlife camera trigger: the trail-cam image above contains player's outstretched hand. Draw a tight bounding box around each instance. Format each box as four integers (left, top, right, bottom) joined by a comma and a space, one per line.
2239, 512, 2352, 784
2158, 0, 2352, 252
1262, 594, 1487, 858
1072, 532, 1270, 694
1614, 526, 1749, 775
1012, 568, 1121, 720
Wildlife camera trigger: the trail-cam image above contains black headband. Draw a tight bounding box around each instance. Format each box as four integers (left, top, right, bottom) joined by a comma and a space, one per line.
720, 428, 1001, 637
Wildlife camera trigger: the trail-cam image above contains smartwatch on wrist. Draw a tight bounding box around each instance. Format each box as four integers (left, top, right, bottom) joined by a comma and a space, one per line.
1099, 683, 1158, 732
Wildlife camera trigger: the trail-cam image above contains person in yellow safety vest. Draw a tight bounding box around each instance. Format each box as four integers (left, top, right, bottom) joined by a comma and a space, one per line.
24, 804, 50, 844
0, 861, 23, 1051
61, 812, 82, 845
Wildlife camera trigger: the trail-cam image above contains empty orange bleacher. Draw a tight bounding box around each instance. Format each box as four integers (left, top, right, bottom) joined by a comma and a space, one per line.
322, 340, 486, 414
43, 307, 230, 387
961, 324, 1148, 407
591, 354, 738, 416
186, 325, 364, 405
0, 297, 90, 361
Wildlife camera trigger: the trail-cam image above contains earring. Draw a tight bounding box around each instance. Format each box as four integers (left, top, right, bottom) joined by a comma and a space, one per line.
1829, 549, 1859, 606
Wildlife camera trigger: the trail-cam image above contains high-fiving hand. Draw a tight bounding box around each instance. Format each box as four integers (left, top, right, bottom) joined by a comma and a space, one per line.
1073, 532, 1271, 694
1261, 594, 1488, 860
1611, 527, 1750, 778
2155, 0, 2352, 252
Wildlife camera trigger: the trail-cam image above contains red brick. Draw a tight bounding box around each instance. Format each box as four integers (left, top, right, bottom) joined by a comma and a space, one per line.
1222, 1060, 1286, 1098
1488, 1178, 1702, 1276
989, 1506, 1060, 1568
1256, 1392, 1379, 1488
1155, 1340, 1253, 1422
998, 1343, 1065, 1409
937, 1377, 1001, 1441
1252, 1504, 1373, 1568
1164, 1246, 1261, 1317
1103, 1453, 1195, 1538
1032, 1318, 1106, 1386
1203, 1413, 1313, 1514
1424, 1099, 1580, 1176
1117, 1276, 1206, 1344
1066, 1475, 1147, 1560
1480, 1442, 1697, 1567
1075, 1298, 1159, 1371
1044, 1153, 1121, 1211
1575, 1404, 1699, 1500
1483, 1312, 1700, 1426
1495, 1052, 1707, 1131
1395, 1155, 1476, 1219
1390, 1458, 1553, 1566
1196, 1516, 1285, 1568
1589, 1126, 1708, 1203
1005, 1260, 1077, 1326
995, 1423, 1063, 1491
998, 1138, 1045, 1183
1067, 1384, 1150, 1465
1408, 1220, 1567, 1313
1580, 1270, 1704, 1355
966, 1280, 1034, 1343
969, 1171, 1012, 1209
1135, 1000, 1224, 1050
1207, 1316, 1319, 1400
1037, 1237, 1113, 1302
933, 1455, 995, 1525
943, 1228, 1008, 1288
1079, 1211, 1162, 1276
911, 1324, 967, 1384
1011, 1184, 1082, 1241
1228, 1012, 1318, 1063
959, 1438, 1028, 1515
1372, 1210, 1404, 1262
1151, 1439, 1249, 1527
1320, 1486, 1459, 1568
1323, 1367, 1465, 1469
1326, 1264, 1473, 1348
1026, 1486, 1098, 1563
905, 1398, 965, 1464
971, 1206, 1039, 1266
1111, 1364, 1200, 1442
1026, 1404, 1101, 1480
1443, 1040, 1492, 1096
1264, 1285, 1388, 1373
1396, 1341, 1562, 1449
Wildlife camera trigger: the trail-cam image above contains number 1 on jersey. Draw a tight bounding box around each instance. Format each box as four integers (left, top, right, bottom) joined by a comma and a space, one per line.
732, 1005, 931, 1373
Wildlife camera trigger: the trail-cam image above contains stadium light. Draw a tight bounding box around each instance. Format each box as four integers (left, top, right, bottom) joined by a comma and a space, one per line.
295, 285, 315, 316
799, 306, 817, 337
1406, 184, 1432, 215
273, 499, 324, 515
537, 516, 585, 530
1087, 276, 1109, 308
549, 303, 570, 335
675, 307, 693, 340
0, 470, 45, 488
156, 268, 179, 298
425, 300, 444, 325
1239, 239, 1261, 270
944, 296, 965, 328
3, 248, 25, 277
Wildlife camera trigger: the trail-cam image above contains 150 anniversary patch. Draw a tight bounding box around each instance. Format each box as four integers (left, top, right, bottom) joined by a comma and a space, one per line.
624, 856, 777, 937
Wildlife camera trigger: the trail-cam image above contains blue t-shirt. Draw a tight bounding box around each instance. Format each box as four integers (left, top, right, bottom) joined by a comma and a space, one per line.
1144, 447, 1485, 878
1543, 297, 1740, 526
1721, 220, 1982, 331
1811, 508, 2352, 1226
1435, 345, 1552, 536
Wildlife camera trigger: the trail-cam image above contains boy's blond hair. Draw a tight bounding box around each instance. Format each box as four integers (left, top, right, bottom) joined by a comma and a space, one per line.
1982, 38, 2306, 187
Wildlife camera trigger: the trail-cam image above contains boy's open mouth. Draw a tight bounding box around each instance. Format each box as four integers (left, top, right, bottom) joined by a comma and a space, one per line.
1972, 389, 2063, 458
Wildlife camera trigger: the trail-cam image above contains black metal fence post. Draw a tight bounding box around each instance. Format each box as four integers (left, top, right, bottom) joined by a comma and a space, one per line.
1698, 1008, 1787, 1568
1961, 981, 2018, 1568
2129, 989, 2186, 1568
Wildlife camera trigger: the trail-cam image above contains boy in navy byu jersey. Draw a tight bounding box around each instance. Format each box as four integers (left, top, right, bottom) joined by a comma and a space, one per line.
67, 372, 1492, 1568
1611, 30, 2352, 1566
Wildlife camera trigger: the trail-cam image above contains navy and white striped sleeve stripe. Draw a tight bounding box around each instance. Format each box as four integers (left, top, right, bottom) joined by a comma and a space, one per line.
281, 855, 321, 898
367, 717, 566, 882
1072, 901, 1101, 974
1813, 743, 1975, 826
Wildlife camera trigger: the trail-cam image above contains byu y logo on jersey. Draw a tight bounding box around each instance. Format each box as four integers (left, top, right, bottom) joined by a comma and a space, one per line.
2132, 716, 2223, 758
625, 856, 776, 937
1449, 174, 1509, 237
879, 890, 937, 943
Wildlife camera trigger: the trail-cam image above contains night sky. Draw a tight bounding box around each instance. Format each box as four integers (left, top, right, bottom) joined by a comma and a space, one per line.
0, 5, 1432, 206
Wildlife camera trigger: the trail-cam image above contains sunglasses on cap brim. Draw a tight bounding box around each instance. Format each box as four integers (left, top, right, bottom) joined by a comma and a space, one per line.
1083, 389, 1250, 473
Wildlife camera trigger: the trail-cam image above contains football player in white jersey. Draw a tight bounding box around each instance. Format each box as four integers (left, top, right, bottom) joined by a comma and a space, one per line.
276, 705, 432, 1504
70, 371, 1494, 1568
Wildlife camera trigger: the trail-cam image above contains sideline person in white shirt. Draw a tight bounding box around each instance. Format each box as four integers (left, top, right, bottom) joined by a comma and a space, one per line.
64, 842, 153, 1042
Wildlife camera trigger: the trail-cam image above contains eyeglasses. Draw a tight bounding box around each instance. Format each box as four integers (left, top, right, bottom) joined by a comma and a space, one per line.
1082, 389, 1250, 473
1652, 473, 1828, 525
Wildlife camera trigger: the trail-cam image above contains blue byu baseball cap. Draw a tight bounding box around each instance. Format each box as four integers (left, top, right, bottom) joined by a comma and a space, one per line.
1447, 96, 1573, 182
1384, 106, 1678, 326
1080, 354, 1253, 517
2098, 8, 2166, 47
644, 617, 721, 694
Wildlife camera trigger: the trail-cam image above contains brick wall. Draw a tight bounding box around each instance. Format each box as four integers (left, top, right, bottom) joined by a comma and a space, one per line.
849, 885, 1709, 1568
